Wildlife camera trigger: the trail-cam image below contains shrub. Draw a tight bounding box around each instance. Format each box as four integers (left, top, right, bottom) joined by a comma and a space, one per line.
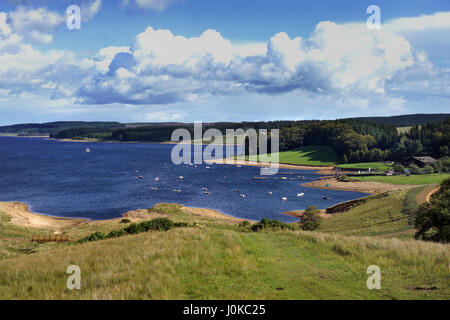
85, 232, 107, 242
124, 223, 146, 234
432, 160, 443, 173
77, 218, 181, 243
422, 165, 434, 174
441, 157, 450, 173
239, 221, 251, 228
408, 164, 420, 174
393, 163, 405, 174
415, 178, 450, 243
108, 230, 127, 238
299, 206, 322, 231
251, 218, 295, 232
120, 219, 131, 224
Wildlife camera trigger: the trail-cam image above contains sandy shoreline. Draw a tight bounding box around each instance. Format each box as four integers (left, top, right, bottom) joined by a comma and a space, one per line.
302, 177, 420, 194
0, 201, 243, 231
0, 202, 88, 231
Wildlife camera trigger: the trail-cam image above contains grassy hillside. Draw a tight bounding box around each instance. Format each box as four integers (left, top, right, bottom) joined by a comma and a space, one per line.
0, 202, 449, 300
238, 146, 340, 166
1, 224, 449, 299
353, 174, 450, 185
320, 189, 423, 237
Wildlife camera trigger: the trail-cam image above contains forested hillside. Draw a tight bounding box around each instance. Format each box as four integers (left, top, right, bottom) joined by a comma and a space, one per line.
353, 114, 450, 127
0, 121, 124, 136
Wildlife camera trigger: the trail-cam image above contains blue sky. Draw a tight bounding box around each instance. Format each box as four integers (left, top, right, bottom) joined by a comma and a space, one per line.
0, 0, 449, 125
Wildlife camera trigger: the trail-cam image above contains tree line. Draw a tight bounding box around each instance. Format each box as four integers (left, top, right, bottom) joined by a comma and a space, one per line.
50, 118, 450, 165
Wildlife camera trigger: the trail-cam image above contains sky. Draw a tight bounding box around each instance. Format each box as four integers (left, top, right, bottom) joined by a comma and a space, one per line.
0, 0, 449, 125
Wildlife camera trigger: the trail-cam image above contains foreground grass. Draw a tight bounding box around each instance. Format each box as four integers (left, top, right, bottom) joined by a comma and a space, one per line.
238, 145, 340, 166
0, 226, 448, 300
353, 173, 450, 185
1, 202, 448, 300
337, 162, 393, 171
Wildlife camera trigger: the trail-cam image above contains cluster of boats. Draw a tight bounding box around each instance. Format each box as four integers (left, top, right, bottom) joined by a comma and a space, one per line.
135, 166, 330, 202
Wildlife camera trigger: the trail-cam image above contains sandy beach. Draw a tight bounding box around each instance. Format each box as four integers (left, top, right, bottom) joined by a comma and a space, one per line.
181, 206, 245, 222
0, 202, 87, 231
302, 177, 420, 194
0, 201, 244, 232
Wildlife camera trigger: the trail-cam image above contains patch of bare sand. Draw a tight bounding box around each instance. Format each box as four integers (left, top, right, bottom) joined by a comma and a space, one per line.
120, 206, 244, 223
208, 158, 336, 175
181, 206, 245, 222
0, 202, 87, 232
302, 177, 420, 194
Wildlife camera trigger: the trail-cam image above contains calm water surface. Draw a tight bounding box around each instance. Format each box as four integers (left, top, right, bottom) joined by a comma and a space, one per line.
0, 137, 368, 222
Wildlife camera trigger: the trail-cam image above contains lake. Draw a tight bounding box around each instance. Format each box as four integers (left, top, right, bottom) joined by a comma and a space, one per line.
0, 137, 368, 222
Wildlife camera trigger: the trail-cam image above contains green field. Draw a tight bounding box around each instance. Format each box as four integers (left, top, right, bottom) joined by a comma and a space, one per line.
0, 200, 449, 299
353, 173, 450, 185
238, 145, 340, 166
338, 162, 393, 171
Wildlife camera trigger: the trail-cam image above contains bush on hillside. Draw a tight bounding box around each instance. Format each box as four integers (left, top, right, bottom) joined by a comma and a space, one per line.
393, 163, 405, 174
251, 218, 295, 232
85, 232, 107, 241
423, 165, 434, 174
299, 206, 322, 231
408, 164, 420, 174
77, 218, 181, 243
415, 178, 450, 243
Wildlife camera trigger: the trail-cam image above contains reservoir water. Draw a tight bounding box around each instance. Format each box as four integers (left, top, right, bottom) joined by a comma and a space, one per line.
0, 137, 368, 222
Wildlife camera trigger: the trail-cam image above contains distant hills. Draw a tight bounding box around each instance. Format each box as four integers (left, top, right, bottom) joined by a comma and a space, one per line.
0, 121, 124, 136
1, 114, 449, 136
352, 114, 450, 127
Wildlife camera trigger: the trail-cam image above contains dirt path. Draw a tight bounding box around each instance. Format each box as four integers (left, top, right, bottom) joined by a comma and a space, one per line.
302, 177, 420, 194
425, 186, 441, 203
415, 185, 437, 204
